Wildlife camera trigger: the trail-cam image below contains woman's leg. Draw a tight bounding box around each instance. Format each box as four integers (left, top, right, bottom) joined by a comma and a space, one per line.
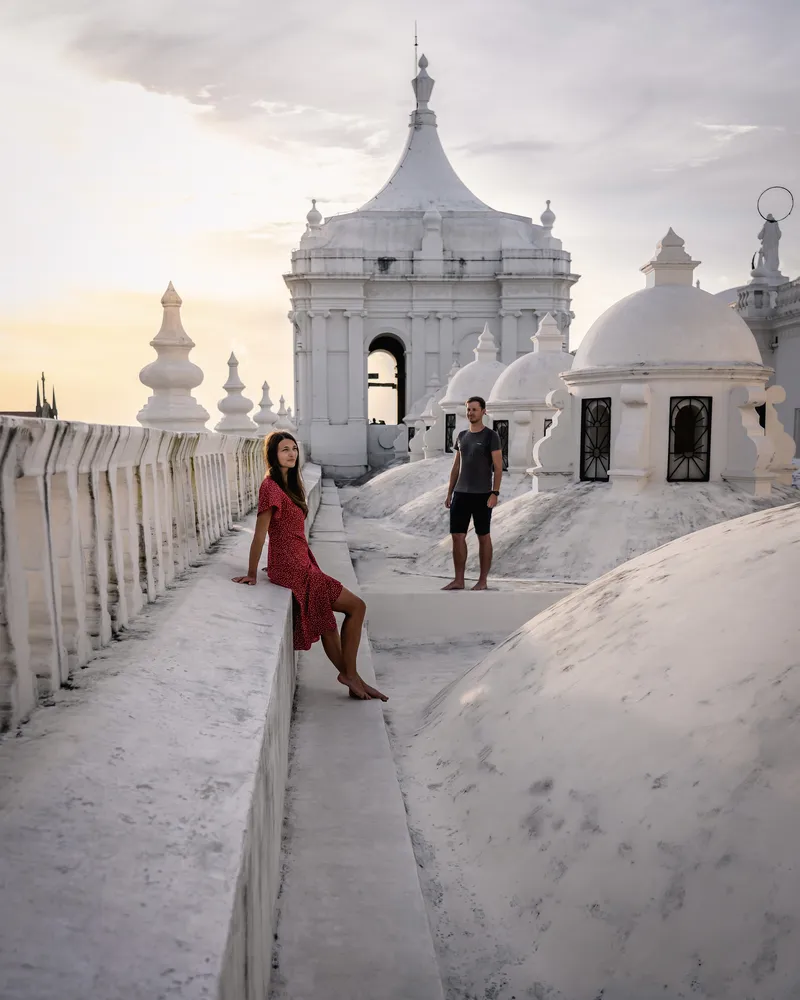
331, 587, 388, 701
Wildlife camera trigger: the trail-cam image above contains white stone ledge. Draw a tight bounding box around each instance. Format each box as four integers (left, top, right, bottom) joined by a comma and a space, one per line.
0, 418, 318, 735
0, 467, 321, 1000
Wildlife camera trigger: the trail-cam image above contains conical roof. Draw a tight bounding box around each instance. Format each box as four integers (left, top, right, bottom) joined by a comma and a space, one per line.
359, 55, 493, 214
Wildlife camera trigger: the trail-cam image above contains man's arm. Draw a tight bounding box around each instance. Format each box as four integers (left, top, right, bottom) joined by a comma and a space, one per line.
488, 438, 503, 508
445, 450, 461, 508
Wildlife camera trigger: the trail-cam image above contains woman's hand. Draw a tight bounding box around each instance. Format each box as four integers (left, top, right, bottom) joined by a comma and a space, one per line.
232, 575, 258, 586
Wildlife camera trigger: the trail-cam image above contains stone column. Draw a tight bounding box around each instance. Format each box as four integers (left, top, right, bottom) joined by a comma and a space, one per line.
408, 311, 428, 408
345, 310, 367, 422
309, 310, 329, 421
499, 310, 521, 364
437, 312, 456, 374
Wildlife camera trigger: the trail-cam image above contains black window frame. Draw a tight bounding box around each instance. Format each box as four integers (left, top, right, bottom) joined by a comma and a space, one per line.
579, 397, 612, 482
667, 396, 712, 483
445, 413, 456, 453
492, 419, 510, 471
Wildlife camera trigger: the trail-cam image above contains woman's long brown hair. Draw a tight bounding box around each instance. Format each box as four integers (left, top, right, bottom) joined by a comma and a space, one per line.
264, 431, 308, 516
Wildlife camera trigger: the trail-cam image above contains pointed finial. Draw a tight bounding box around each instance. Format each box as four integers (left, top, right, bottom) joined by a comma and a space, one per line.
540, 199, 556, 231
641, 229, 698, 286
475, 323, 498, 358
228, 351, 238, 366
532, 312, 563, 353
412, 53, 435, 107
161, 281, 182, 307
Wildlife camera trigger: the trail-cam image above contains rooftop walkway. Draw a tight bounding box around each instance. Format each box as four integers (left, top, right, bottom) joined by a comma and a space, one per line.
268, 480, 444, 999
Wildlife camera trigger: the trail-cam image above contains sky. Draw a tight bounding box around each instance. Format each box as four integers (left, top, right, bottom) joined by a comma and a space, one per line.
0, 0, 798, 426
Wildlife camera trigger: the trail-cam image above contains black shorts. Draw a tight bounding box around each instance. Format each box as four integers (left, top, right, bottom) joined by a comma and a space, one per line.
449, 491, 492, 537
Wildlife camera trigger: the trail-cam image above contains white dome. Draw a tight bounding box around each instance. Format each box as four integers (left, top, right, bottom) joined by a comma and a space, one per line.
489, 350, 572, 405
440, 325, 506, 408
573, 230, 765, 373
417, 502, 800, 996
573, 283, 763, 371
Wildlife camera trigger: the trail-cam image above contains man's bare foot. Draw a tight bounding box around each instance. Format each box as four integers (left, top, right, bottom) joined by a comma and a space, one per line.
471, 580, 489, 591
337, 672, 370, 700
441, 580, 465, 591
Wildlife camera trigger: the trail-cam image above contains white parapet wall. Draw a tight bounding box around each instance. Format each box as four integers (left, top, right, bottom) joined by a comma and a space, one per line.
0, 417, 297, 734
0, 415, 324, 999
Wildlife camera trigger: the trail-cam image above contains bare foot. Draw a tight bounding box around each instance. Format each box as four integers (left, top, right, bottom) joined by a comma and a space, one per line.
441, 580, 465, 591
337, 672, 371, 700
471, 580, 489, 591
360, 678, 389, 702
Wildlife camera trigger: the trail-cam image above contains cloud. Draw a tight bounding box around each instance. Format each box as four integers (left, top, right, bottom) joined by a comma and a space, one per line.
456, 138, 554, 158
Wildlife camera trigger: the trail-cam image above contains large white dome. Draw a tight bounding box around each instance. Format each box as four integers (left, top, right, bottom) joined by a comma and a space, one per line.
440, 324, 506, 408
572, 230, 765, 373
415, 501, 800, 996
574, 283, 763, 370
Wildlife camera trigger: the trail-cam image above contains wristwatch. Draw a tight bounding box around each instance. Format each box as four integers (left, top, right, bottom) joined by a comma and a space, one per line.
490, 490, 500, 496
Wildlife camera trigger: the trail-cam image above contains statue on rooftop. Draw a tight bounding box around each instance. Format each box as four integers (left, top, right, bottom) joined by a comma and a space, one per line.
756, 213, 781, 276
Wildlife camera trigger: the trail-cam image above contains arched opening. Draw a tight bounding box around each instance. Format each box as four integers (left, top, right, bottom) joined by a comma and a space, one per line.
368, 335, 406, 425
668, 396, 712, 482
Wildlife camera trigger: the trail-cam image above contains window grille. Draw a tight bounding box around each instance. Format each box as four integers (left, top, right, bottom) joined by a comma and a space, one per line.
667, 396, 712, 482
579, 398, 612, 481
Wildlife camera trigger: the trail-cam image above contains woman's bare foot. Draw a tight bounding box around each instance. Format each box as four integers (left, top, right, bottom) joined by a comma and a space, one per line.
471, 580, 489, 591
337, 672, 371, 700
360, 678, 389, 702
441, 580, 465, 591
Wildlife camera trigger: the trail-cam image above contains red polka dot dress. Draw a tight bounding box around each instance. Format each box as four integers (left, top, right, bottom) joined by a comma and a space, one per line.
258, 476, 344, 651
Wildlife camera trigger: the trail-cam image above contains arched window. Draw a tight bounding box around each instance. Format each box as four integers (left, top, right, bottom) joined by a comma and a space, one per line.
445, 413, 456, 453
492, 419, 509, 471
580, 398, 612, 481
368, 335, 406, 425
667, 396, 712, 482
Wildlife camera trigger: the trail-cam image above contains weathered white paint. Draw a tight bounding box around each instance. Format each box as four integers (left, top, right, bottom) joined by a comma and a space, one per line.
0, 417, 294, 733
410, 503, 800, 997
285, 56, 579, 476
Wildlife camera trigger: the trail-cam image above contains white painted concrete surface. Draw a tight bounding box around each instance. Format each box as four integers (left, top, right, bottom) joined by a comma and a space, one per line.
269, 481, 444, 1000
0, 514, 307, 1000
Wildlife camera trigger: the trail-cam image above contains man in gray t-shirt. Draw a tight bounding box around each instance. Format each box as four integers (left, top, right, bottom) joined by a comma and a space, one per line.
443, 396, 503, 591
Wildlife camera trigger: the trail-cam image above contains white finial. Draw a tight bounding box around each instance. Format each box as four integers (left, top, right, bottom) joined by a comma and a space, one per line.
532, 312, 563, 354
306, 198, 322, 229
137, 283, 210, 432
412, 53, 435, 107
540, 199, 556, 231
253, 380, 278, 435
641, 229, 699, 287
215, 353, 257, 434
474, 323, 499, 358
446, 359, 460, 383
274, 395, 297, 431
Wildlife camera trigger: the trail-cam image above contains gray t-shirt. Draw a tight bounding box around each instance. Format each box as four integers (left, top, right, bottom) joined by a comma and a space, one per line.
454, 426, 502, 493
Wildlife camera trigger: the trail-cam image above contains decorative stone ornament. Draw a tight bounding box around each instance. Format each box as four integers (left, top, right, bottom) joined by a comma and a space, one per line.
253, 381, 278, 436
214, 353, 257, 435
137, 283, 210, 433
274, 396, 297, 432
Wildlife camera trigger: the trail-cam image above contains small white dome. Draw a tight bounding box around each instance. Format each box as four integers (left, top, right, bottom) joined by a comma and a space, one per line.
440, 325, 506, 408
489, 350, 573, 405
489, 313, 571, 405
573, 230, 765, 372
573, 284, 763, 370
540, 198, 555, 230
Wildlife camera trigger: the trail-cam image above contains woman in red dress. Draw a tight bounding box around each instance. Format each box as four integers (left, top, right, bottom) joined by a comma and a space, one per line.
232, 431, 387, 702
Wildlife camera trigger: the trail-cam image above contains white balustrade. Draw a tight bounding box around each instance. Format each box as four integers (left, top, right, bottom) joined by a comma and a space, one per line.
0, 417, 270, 733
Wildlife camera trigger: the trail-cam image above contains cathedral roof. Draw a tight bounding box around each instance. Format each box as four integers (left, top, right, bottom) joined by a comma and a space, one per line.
358, 55, 494, 215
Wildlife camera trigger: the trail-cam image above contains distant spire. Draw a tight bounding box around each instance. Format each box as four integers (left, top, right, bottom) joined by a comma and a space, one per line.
253, 380, 278, 436
35, 382, 41, 416
51, 387, 58, 419
474, 323, 499, 359
215, 353, 257, 435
